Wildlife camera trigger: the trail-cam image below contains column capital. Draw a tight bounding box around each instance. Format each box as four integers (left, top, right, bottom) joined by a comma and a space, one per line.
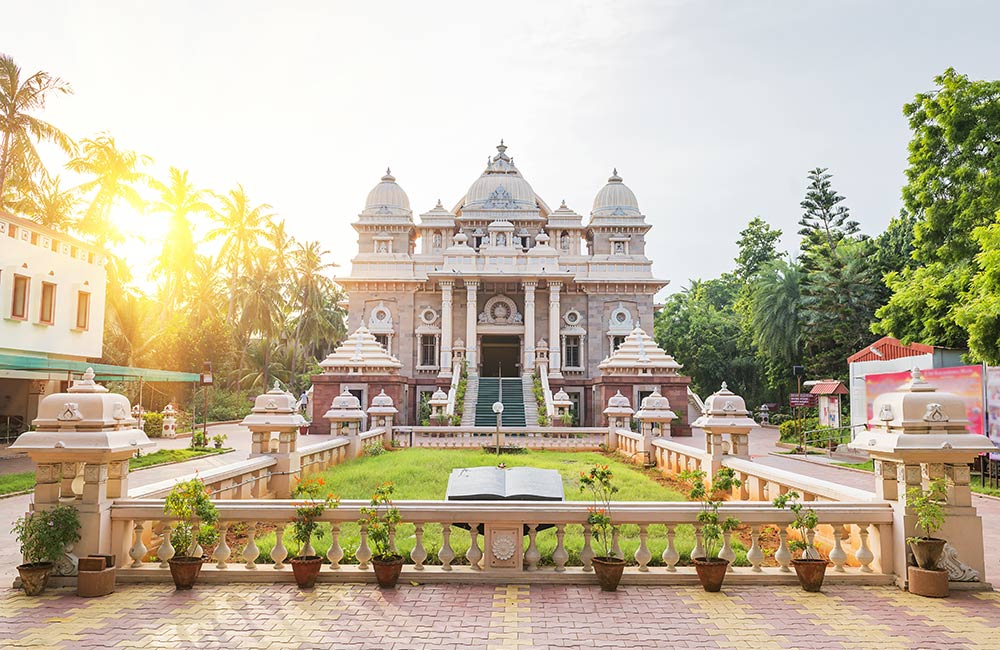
548, 281, 563, 291
466, 280, 480, 290
440, 280, 455, 289
523, 280, 538, 291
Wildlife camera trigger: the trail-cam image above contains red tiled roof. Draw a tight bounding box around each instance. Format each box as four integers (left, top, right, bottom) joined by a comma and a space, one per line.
809, 380, 848, 395
847, 336, 935, 364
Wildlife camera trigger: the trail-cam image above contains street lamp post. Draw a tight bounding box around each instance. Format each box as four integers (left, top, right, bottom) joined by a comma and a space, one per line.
492, 401, 504, 456
200, 361, 213, 447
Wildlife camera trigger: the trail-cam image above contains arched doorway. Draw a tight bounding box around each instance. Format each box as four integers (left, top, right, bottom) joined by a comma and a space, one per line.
480, 335, 520, 377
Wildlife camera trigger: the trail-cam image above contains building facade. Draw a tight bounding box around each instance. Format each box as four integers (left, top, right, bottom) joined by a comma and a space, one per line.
0, 212, 107, 431
321, 142, 689, 429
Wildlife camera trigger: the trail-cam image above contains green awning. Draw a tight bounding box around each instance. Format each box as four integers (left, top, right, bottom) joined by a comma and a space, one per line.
0, 353, 200, 383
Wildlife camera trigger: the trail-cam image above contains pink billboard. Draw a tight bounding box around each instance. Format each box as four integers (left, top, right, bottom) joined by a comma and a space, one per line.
865, 365, 985, 436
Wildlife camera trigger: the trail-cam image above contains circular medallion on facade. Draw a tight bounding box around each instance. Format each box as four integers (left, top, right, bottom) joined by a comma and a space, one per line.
492, 302, 510, 320
420, 307, 438, 325
564, 309, 582, 326
492, 533, 517, 561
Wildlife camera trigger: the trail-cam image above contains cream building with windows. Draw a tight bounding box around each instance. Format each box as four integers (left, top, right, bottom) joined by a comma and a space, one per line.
319, 142, 690, 429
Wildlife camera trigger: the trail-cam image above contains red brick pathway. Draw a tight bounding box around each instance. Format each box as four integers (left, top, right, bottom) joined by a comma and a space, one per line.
3, 583, 1000, 649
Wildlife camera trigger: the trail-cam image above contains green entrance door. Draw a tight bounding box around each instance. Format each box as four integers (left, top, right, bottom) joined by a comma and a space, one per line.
480, 335, 520, 377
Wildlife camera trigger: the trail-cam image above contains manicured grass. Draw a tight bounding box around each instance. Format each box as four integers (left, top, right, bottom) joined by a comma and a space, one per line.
0, 471, 35, 496
833, 459, 1000, 497
249, 448, 750, 567
0, 447, 233, 497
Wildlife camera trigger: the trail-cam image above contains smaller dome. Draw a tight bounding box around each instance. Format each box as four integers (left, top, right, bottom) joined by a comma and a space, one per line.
552, 389, 572, 407
604, 390, 634, 417
592, 168, 641, 217
363, 168, 412, 217
323, 389, 367, 422
332, 390, 362, 410
640, 390, 672, 411
430, 388, 449, 404
368, 389, 399, 417
701, 382, 749, 417
370, 389, 394, 409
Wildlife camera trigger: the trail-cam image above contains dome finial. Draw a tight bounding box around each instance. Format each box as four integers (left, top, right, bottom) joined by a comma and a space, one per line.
382, 167, 395, 181
609, 168, 622, 182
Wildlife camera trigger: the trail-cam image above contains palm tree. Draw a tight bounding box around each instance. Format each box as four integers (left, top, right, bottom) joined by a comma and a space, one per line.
749, 258, 803, 370
237, 249, 286, 389
150, 167, 211, 308
103, 290, 164, 367
207, 184, 273, 321
10, 174, 79, 230
66, 133, 150, 246
0, 53, 75, 207
289, 240, 337, 385
185, 254, 224, 322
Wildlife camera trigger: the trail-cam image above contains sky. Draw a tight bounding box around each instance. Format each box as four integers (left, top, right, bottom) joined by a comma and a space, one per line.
4, 0, 1000, 296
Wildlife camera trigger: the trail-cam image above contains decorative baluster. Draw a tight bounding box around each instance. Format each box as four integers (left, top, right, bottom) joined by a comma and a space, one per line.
720, 530, 735, 571
129, 522, 147, 567
830, 524, 847, 572
524, 524, 540, 571
611, 527, 623, 560
412, 523, 427, 570
553, 524, 568, 572
635, 524, 651, 572
804, 528, 820, 560
326, 525, 343, 569
439, 523, 455, 570
747, 526, 764, 572
158, 523, 175, 568
271, 528, 288, 569
692, 525, 705, 561
214, 522, 231, 568
356, 524, 372, 570
190, 523, 203, 558
580, 523, 595, 571
775, 527, 791, 572
662, 525, 679, 572
243, 521, 259, 569
467, 524, 483, 570
856, 524, 874, 573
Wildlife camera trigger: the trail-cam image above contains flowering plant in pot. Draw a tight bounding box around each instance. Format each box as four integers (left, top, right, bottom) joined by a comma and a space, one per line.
359, 482, 402, 588
906, 477, 948, 569
579, 464, 624, 591
12, 504, 81, 596
289, 477, 339, 589
772, 490, 828, 591
163, 477, 218, 590
679, 467, 741, 592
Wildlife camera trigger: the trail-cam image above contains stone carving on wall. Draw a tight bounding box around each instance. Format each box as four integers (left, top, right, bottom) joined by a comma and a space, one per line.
58, 402, 83, 421
484, 185, 515, 209
479, 295, 523, 325
608, 303, 634, 333
368, 302, 393, 332
492, 532, 517, 561
942, 543, 980, 581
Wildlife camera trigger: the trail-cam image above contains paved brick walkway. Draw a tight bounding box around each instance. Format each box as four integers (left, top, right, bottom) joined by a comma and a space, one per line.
3, 583, 1000, 649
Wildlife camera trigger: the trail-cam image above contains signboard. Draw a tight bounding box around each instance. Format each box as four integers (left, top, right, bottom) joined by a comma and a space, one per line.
986, 367, 1000, 456
819, 395, 840, 428
865, 365, 984, 436
789, 393, 817, 408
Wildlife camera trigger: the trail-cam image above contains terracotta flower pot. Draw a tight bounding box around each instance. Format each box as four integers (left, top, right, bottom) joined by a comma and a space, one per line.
692, 557, 729, 592
17, 562, 52, 596
371, 555, 404, 589
592, 557, 626, 592
290, 556, 323, 589
909, 538, 946, 570
791, 558, 829, 592
908, 565, 949, 598
168, 556, 204, 590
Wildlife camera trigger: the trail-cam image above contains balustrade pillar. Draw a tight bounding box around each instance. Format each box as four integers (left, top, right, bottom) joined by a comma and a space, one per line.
523, 281, 536, 373
548, 282, 562, 377
440, 281, 454, 375
465, 281, 479, 373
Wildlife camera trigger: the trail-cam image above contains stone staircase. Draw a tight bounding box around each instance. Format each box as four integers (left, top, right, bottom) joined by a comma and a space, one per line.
474, 377, 526, 426
521, 375, 539, 426
460, 375, 479, 426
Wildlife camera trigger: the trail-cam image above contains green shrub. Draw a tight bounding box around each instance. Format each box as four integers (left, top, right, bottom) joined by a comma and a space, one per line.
778, 416, 820, 444
769, 413, 792, 426
12, 504, 81, 565
363, 440, 387, 457
144, 412, 164, 437
418, 392, 431, 427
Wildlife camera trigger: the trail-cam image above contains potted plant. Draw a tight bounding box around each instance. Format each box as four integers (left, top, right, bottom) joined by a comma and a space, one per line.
906, 477, 949, 597
359, 481, 403, 588
289, 477, 338, 589
579, 464, 624, 591
163, 477, 218, 590
680, 467, 741, 592
212, 433, 227, 449
12, 504, 81, 596
772, 490, 828, 591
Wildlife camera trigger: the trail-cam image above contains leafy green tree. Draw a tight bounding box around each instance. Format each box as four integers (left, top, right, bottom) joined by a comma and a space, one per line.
956, 218, 1000, 363
0, 53, 75, 208
207, 184, 272, 321
150, 167, 211, 308
9, 174, 79, 230
747, 258, 803, 391
798, 167, 859, 270
735, 217, 782, 280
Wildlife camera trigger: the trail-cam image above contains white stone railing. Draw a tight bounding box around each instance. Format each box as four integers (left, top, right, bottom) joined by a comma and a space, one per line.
130, 456, 279, 500
109, 499, 895, 584
298, 438, 352, 477
721, 456, 878, 503
652, 438, 710, 475
446, 359, 463, 417
615, 428, 644, 460
538, 364, 555, 418
391, 426, 606, 449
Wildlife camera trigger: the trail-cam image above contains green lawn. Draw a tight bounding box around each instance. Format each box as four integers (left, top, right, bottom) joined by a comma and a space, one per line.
833, 459, 1000, 498
248, 448, 750, 567
0, 447, 233, 496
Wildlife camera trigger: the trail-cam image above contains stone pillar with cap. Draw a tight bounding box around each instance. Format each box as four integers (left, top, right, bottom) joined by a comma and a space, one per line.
603, 391, 634, 451
324, 390, 367, 457
439, 281, 454, 377
849, 368, 997, 585
523, 281, 536, 374
552, 389, 573, 426
241, 381, 307, 498
428, 388, 449, 425
635, 389, 678, 456
161, 403, 177, 438
10, 368, 153, 570
693, 382, 757, 462
367, 390, 398, 447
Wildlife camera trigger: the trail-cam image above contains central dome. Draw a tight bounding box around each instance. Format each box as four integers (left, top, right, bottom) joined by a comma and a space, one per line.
458, 142, 544, 212
363, 169, 411, 217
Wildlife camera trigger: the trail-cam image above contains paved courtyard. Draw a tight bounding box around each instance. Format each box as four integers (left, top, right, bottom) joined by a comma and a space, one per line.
2, 583, 1000, 649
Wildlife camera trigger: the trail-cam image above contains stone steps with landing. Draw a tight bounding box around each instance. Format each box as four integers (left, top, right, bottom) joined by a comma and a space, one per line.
474, 378, 526, 426
460, 376, 479, 427
522, 374, 539, 426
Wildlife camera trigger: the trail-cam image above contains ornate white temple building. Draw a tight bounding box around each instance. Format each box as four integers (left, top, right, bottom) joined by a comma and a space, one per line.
313, 142, 690, 430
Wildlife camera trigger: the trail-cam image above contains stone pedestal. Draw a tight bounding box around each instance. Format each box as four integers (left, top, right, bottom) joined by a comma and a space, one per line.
324, 390, 366, 458
483, 524, 524, 572
241, 381, 307, 498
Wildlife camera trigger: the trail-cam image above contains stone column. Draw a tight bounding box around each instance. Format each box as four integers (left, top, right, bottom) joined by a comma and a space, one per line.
523, 281, 536, 374
548, 282, 562, 378
440, 281, 454, 376
466, 280, 479, 374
